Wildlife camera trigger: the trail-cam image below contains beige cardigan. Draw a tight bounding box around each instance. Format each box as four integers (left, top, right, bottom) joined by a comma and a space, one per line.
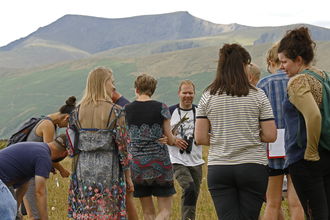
287, 67, 325, 161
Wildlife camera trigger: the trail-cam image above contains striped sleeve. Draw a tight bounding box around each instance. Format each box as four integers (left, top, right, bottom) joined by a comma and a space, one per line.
196, 91, 208, 118
259, 89, 275, 121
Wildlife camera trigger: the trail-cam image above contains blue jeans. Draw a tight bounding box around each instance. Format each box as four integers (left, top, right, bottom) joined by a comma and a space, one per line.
0, 179, 17, 220
208, 163, 268, 220
289, 149, 330, 220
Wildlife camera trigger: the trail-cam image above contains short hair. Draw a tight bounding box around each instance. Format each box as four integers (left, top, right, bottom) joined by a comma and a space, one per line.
278, 27, 316, 65
79, 67, 113, 106
179, 79, 195, 92
53, 133, 68, 151
266, 42, 280, 66
248, 63, 261, 81
134, 73, 157, 97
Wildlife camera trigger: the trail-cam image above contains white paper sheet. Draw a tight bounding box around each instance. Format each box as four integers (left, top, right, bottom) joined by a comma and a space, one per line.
267, 129, 285, 158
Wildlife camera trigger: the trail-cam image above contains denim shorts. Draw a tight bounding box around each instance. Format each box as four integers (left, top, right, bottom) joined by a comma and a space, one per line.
133, 185, 176, 198
0, 179, 17, 219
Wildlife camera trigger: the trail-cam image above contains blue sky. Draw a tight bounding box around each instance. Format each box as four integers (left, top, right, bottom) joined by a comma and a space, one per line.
1, 0, 329, 47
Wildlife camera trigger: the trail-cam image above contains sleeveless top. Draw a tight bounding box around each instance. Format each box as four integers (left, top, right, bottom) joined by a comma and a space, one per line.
26, 117, 54, 142
67, 102, 131, 220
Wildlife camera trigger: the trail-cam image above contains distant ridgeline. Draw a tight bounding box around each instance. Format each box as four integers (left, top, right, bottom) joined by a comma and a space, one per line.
0, 11, 330, 139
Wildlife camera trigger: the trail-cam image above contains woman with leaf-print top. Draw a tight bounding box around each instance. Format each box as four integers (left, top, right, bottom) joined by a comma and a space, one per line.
278, 27, 330, 219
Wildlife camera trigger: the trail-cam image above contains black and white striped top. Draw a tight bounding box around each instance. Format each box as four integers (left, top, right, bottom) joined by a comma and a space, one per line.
197, 88, 274, 166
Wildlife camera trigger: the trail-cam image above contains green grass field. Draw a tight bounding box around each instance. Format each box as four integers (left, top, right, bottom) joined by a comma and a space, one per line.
0, 141, 292, 219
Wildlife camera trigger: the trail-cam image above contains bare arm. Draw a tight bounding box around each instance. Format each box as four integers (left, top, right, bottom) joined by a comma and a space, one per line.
15, 180, 30, 210
52, 162, 70, 177
194, 118, 211, 146
260, 120, 277, 143
35, 175, 48, 220
39, 120, 70, 177
125, 170, 134, 192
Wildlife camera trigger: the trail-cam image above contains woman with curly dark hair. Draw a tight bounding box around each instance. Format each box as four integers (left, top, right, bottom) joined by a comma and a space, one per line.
278, 27, 330, 219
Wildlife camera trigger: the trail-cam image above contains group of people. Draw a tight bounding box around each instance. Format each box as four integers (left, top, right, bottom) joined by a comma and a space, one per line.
0, 26, 330, 220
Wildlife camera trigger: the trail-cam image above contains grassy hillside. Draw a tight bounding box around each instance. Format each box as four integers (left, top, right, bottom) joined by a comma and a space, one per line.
0, 55, 216, 139
92, 26, 289, 58
0, 141, 292, 220
0, 39, 90, 68
1, 41, 330, 139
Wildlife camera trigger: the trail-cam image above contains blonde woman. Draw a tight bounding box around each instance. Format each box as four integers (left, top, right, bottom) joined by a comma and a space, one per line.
67, 67, 133, 219
257, 42, 304, 219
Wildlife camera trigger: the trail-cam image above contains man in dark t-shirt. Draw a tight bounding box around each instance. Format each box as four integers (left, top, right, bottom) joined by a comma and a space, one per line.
0, 134, 68, 219
112, 90, 130, 107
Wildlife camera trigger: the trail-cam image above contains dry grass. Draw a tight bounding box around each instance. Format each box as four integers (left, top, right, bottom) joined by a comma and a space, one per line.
0, 140, 292, 220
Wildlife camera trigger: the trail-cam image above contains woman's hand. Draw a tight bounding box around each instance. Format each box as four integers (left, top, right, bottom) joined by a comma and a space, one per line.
174, 138, 188, 151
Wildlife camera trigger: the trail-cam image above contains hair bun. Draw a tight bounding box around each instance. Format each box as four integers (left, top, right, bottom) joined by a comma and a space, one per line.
220, 44, 233, 55
66, 96, 77, 106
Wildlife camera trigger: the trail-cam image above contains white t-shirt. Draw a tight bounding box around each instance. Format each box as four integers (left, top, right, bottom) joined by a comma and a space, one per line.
167, 105, 205, 167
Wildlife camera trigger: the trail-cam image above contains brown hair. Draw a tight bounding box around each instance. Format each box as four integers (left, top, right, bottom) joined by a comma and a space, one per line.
179, 79, 195, 92
59, 96, 76, 114
205, 43, 255, 96
134, 73, 157, 97
278, 27, 316, 65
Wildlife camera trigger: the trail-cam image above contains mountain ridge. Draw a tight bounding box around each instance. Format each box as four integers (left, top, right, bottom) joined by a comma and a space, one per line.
0, 11, 249, 54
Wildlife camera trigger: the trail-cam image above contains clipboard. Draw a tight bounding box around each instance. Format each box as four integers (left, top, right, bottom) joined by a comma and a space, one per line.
267, 129, 285, 159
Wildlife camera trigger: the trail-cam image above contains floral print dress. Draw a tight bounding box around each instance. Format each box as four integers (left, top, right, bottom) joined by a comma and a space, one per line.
124, 100, 175, 188
67, 104, 131, 220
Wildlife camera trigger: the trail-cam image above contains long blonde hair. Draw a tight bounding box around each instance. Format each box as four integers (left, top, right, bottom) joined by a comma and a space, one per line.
79, 67, 113, 106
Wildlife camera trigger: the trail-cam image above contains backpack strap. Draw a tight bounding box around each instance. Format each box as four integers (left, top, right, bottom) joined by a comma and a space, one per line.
295, 70, 330, 149
299, 69, 328, 82
295, 108, 303, 148
106, 104, 116, 128
75, 105, 82, 130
